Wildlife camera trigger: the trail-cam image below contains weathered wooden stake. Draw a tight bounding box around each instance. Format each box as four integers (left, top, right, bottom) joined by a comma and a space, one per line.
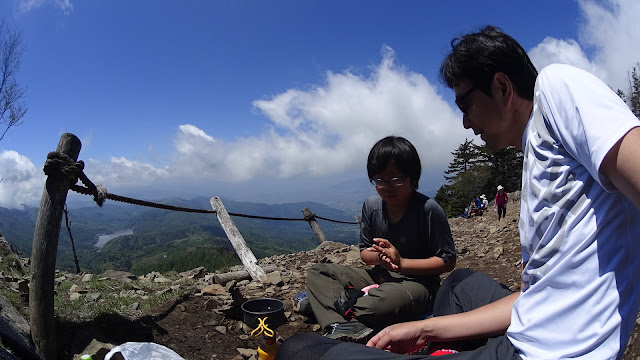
30, 133, 81, 360
210, 196, 267, 283
302, 207, 328, 243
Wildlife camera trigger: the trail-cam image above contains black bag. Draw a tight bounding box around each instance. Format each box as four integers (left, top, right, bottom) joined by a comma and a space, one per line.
334, 286, 364, 319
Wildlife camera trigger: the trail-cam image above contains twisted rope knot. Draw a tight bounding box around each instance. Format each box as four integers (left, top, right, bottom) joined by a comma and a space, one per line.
303, 212, 316, 222
44, 151, 107, 206
93, 184, 108, 207
43, 152, 83, 186
77, 172, 107, 207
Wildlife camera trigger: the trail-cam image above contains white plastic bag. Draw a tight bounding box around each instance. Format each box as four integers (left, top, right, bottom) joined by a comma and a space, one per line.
104, 342, 185, 360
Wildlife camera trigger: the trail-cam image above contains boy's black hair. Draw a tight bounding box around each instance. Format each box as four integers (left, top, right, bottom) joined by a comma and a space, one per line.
439, 25, 538, 100
367, 136, 421, 189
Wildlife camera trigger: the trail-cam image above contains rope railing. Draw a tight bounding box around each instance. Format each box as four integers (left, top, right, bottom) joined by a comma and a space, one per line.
46, 151, 361, 225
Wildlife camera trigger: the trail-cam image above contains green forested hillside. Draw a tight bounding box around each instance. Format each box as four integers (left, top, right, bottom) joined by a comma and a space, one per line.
0, 206, 39, 255
0, 196, 360, 275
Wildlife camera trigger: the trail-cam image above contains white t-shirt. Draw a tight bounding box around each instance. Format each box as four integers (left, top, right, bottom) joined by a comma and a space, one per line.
508, 64, 640, 359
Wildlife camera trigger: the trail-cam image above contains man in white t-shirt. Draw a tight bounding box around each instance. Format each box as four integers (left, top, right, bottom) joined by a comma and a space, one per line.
274, 25, 640, 360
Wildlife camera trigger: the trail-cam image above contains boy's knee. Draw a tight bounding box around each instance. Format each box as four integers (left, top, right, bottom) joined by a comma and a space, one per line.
444, 268, 477, 287
307, 263, 334, 277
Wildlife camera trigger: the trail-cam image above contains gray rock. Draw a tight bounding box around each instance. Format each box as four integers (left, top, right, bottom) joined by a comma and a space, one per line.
0, 294, 30, 338
73, 338, 116, 360
85, 292, 101, 302
203, 284, 227, 295
237, 348, 257, 358
264, 271, 284, 287
102, 269, 137, 281
492, 245, 504, 260
179, 266, 206, 279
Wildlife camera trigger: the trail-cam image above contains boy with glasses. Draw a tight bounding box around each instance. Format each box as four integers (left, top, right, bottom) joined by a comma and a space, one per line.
304, 135, 456, 343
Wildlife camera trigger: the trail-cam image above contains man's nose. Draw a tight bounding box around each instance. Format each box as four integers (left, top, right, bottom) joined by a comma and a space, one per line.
462, 114, 472, 129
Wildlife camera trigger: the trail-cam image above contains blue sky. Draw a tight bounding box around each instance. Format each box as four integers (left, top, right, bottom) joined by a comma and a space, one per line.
1, 0, 639, 210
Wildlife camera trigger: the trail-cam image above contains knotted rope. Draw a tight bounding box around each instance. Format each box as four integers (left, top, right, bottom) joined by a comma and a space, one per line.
44, 152, 107, 206
43, 151, 360, 224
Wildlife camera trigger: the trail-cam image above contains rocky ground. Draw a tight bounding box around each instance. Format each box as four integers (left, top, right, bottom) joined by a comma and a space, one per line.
2, 196, 640, 359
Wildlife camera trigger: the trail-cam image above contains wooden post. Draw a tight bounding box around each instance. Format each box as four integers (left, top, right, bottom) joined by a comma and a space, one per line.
30, 133, 81, 360
302, 207, 328, 243
214, 265, 278, 285
210, 197, 267, 283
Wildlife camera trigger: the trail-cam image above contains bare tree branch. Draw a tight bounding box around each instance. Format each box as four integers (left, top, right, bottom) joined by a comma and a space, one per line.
0, 19, 27, 142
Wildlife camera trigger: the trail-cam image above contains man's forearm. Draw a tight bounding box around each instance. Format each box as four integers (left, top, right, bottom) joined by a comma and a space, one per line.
422, 291, 519, 341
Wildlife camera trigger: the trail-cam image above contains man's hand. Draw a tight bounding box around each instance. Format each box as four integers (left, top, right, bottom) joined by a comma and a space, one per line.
367, 291, 519, 353
366, 320, 430, 354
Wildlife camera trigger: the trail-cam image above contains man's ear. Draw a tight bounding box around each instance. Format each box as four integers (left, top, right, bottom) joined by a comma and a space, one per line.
493, 72, 513, 104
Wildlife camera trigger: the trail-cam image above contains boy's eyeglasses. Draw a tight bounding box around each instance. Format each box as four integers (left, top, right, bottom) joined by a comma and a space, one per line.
370, 177, 407, 188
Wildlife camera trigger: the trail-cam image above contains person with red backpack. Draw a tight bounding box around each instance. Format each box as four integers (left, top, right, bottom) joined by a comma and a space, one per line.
494, 185, 509, 221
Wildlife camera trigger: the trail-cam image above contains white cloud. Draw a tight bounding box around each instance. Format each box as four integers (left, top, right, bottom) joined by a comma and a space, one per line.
528, 0, 640, 91
0, 151, 44, 209
55, 0, 73, 14
16, 2, 640, 208
169, 45, 466, 184
18, 0, 73, 14
528, 38, 604, 80
83, 157, 170, 188
178, 124, 215, 142
18, 0, 45, 13
0, 45, 465, 208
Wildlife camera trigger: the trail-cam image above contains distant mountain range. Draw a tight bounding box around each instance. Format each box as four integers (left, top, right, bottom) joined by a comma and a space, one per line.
0, 196, 360, 275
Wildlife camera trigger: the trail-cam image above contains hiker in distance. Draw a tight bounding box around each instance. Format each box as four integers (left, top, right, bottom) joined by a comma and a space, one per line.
494, 185, 508, 221
304, 135, 456, 342
275, 25, 640, 360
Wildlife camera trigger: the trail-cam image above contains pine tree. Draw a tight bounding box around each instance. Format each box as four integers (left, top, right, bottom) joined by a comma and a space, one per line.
443, 139, 484, 182
481, 146, 523, 196
436, 140, 523, 218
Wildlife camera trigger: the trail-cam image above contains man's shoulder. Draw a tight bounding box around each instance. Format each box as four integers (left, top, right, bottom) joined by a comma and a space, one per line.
538, 63, 585, 79
537, 64, 606, 93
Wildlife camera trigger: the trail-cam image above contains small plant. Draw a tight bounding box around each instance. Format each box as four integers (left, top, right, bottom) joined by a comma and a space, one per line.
0, 253, 27, 278
0, 288, 25, 317
53, 272, 198, 322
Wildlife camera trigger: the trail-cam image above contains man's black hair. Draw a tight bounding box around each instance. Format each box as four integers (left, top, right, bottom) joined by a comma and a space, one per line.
367, 136, 421, 189
439, 25, 538, 100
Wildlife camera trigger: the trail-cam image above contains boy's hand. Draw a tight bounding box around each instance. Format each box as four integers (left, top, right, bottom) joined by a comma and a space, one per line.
372, 238, 402, 272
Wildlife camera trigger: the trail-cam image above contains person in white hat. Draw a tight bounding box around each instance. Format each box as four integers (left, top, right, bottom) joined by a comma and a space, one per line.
480, 194, 488, 211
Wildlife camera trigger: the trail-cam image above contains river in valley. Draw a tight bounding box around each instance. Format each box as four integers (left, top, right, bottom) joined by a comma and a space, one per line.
94, 229, 134, 248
